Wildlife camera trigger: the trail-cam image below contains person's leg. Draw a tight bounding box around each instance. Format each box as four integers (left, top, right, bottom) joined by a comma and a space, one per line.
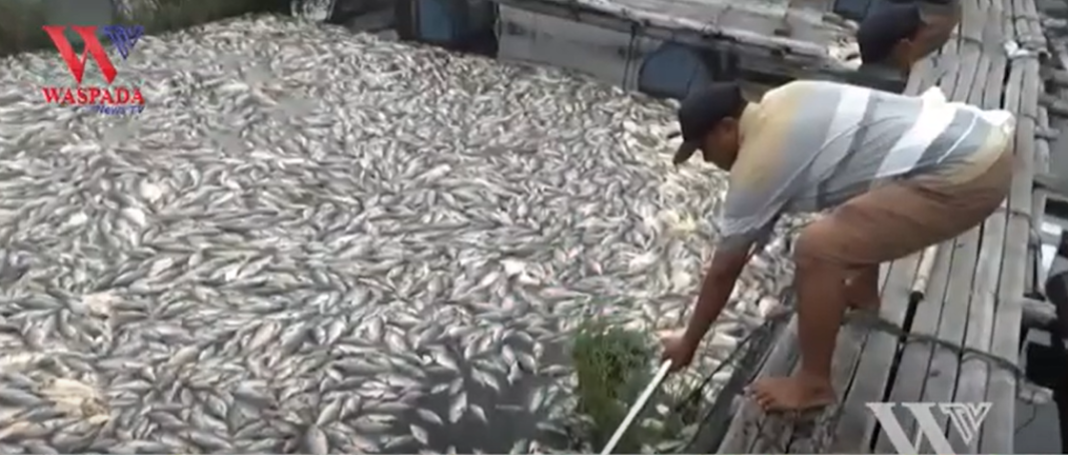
748, 219, 851, 411
750, 132, 1013, 411
846, 264, 881, 311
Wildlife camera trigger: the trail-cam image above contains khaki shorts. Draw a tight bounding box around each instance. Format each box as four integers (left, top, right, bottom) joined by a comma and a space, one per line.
799, 126, 1013, 267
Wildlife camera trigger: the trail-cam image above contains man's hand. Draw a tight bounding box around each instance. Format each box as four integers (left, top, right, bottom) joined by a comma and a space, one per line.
660, 331, 698, 372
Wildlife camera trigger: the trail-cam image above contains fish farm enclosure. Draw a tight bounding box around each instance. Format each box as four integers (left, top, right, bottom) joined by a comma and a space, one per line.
0, 0, 1067, 453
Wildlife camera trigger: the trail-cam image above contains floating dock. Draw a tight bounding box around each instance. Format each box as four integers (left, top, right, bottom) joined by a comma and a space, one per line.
394, 0, 873, 99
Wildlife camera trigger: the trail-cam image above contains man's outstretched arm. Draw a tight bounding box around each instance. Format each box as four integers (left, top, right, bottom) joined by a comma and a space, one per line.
682, 245, 752, 347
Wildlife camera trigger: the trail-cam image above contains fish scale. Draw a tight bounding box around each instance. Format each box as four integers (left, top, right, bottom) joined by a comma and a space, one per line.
0, 14, 802, 454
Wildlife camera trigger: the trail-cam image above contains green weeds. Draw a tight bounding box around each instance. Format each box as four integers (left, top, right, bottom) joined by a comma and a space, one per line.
568, 317, 702, 453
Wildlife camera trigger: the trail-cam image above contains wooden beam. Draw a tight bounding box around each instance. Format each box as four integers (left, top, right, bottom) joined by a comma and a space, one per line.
979, 0, 1038, 446
942, 1, 1009, 451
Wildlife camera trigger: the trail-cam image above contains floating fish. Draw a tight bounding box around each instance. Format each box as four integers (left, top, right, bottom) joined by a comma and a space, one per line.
0, 14, 800, 454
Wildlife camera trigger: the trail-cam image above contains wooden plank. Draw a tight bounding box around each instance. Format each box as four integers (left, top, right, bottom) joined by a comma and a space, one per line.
827, 252, 922, 453
871, 241, 954, 453
948, 174, 1006, 454
738, 317, 802, 454
914, 16, 995, 427
1031, 107, 1051, 293
980, 45, 1041, 451
948, 2, 1012, 450
716, 316, 801, 452
917, 227, 983, 454
941, 2, 1007, 453
1018, 0, 1045, 48
980, 0, 1009, 102
1012, 0, 1032, 44
905, 55, 937, 95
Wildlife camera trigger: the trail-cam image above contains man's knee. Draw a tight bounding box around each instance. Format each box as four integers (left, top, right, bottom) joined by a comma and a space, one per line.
793, 221, 843, 268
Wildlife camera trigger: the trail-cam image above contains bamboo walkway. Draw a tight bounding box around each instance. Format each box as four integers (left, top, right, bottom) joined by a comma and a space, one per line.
715, 0, 1054, 452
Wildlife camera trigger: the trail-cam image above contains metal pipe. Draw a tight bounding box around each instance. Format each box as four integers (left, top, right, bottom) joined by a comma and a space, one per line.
599, 360, 673, 455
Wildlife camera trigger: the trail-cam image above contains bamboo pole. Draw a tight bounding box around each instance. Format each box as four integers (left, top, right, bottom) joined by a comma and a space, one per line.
910, 245, 940, 300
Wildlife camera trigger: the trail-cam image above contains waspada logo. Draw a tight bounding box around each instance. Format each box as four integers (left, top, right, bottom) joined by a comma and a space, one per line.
41, 25, 145, 115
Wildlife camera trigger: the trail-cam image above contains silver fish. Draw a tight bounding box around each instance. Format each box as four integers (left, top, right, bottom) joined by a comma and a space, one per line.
0, 12, 796, 455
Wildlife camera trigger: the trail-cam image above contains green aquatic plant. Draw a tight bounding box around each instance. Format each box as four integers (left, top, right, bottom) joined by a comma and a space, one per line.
568, 314, 713, 454
571, 317, 654, 453
570, 316, 712, 453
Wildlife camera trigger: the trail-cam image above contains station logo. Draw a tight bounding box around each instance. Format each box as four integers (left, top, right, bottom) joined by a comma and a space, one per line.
41, 25, 145, 115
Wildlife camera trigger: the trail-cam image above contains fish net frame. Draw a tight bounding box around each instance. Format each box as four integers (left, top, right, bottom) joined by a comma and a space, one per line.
0, 0, 288, 57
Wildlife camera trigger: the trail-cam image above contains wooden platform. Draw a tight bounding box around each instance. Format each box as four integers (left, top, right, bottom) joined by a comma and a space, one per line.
713, 0, 1054, 452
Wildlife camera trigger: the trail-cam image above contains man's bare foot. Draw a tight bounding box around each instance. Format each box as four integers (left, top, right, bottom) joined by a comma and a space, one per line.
748, 375, 835, 412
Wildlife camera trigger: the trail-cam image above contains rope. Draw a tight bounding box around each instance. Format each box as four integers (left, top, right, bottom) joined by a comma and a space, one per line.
844, 309, 1029, 380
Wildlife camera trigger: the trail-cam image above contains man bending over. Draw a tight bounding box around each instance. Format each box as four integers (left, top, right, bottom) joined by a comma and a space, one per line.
659, 80, 1014, 411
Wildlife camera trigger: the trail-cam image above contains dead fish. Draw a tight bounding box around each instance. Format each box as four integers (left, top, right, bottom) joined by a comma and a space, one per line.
0, 13, 793, 455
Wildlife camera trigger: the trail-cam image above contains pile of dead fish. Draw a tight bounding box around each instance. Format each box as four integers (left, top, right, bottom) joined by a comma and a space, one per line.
0, 15, 801, 454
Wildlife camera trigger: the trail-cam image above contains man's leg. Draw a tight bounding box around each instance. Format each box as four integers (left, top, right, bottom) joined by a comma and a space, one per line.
750, 135, 1013, 411
748, 219, 852, 411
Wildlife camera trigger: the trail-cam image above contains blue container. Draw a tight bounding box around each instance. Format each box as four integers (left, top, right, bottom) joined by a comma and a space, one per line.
638, 42, 716, 100
396, 0, 497, 51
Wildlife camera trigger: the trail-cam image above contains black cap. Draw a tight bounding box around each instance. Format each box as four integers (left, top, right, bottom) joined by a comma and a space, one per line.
672, 82, 745, 165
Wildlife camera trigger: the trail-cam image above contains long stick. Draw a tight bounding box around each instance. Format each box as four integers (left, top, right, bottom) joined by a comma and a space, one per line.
910, 245, 940, 300
599, 360, 674, 455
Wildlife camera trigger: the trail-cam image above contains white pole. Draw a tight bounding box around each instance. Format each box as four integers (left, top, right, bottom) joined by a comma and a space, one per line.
599, 360, 673, 455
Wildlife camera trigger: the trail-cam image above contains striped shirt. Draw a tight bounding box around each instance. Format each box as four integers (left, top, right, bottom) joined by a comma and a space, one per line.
719, 80, 1014, 251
